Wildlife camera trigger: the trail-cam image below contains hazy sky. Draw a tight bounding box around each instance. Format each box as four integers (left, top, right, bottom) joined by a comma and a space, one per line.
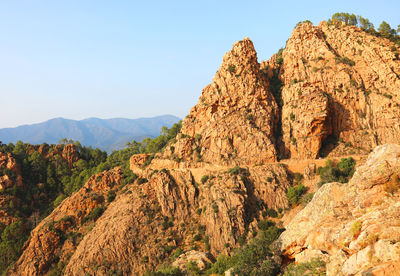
1, 0, 399, 128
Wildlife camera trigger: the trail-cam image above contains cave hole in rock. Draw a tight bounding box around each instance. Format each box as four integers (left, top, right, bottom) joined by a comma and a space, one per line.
318, 134, 339, 158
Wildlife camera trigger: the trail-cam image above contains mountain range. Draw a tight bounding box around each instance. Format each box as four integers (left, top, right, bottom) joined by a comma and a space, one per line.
0, 115, 180, 152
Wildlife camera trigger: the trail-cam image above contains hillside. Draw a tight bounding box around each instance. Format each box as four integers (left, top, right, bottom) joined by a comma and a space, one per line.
0, 115, 180, 152
1, 15, 400, 276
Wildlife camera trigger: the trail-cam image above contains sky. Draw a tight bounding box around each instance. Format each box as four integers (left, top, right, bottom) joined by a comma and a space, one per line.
0, 0, 399, 128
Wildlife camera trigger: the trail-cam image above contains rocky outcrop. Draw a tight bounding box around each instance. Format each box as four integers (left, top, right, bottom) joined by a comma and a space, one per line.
0, 153, 24, 226
9, 168, 123, 276
61, 163, 290, 274
276, 144, 400, 275
61, 144, 79, 168
162, 38, 279, 166
277, 22, 400, 158
0, 152, 23, 190
172, 250, 213, 272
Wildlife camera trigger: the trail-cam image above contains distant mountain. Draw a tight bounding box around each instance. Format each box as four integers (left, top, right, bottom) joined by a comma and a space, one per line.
0, 115, 181, 152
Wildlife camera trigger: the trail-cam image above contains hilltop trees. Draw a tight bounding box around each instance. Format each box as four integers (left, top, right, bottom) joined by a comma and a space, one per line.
328, 13, 399, 45
328, 13, 375, 32
378, 21, 397, 38
357, 16, 374, 31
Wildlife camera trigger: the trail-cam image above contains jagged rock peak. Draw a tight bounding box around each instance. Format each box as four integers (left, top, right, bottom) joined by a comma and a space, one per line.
161, 37, 279, 166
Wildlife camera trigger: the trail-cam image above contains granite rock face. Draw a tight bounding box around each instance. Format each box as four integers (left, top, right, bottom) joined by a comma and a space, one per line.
164, 38, 279, 166
277, 144, 400, 275
278, 22, 400, 159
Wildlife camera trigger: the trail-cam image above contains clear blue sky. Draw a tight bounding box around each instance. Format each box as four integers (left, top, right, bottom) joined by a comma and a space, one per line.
1, 0, 399, 128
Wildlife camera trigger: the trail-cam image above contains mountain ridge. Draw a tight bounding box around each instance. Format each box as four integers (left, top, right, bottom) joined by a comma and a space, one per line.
0, 115, 181, 152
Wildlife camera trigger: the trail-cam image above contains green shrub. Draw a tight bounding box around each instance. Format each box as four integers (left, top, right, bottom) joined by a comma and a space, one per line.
201, 175, 209, 184
318, 157, 356, 186
287, 185, 307, 206
186, 261, 201, 275
228, 166, 249, 176
207, 221, 283, 275
137, 177, 148, 185
276, 48, 284, 65
171, 248, 183, 261
230, 226, 282, 275
263, 208, 278, 218
212, 203, 219, 213
383, 93, 393, 99
204, 236, 210, 251
193, 234, 201, 242
82, 205, 106, 224
228, 64, 236, 74
284, 258, 326, 275
162, 217, 174, 230
206, 255, 233, 275
107, 190, 116, 203
293, 172, 303, 183
147, 264, 183, 276
335, 56, 355, 66
257, 220, 275, 231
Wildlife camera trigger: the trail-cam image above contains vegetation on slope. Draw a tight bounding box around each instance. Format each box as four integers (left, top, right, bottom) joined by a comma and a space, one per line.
0, 121, 182, 273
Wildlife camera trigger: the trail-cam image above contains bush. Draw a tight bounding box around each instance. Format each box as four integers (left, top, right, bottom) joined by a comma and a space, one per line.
204, 236, 210, 251
207, 221, 283, 275
162, 218, 174, 230
284, 258, 326, 275
230, 226, 282, 275
192, 234, 201, 242
206, 255, 233, 275
335, 56, 355, 66
257, 220, 275, 231
201, 175, 209, 184
186, 261, 201, 275
317, 158, 356, 186
287, 185, 307, 206
137, 177, 148, 185
82, 205, 106, 224
276, 48, 284, 65
170, 248, 183, 261
146, 264, 183, 276
263, 208, 278, 218
228, 64, 236, 74
293, 172, 303, 184
228, 166, 249, 176
0, 221, 27, 272
107, 190, 116, 203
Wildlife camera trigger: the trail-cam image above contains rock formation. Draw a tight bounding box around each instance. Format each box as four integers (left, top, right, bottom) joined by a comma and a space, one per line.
276, 21, 400, 159
162, 38, 279, 166
276, 144, 400, 275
